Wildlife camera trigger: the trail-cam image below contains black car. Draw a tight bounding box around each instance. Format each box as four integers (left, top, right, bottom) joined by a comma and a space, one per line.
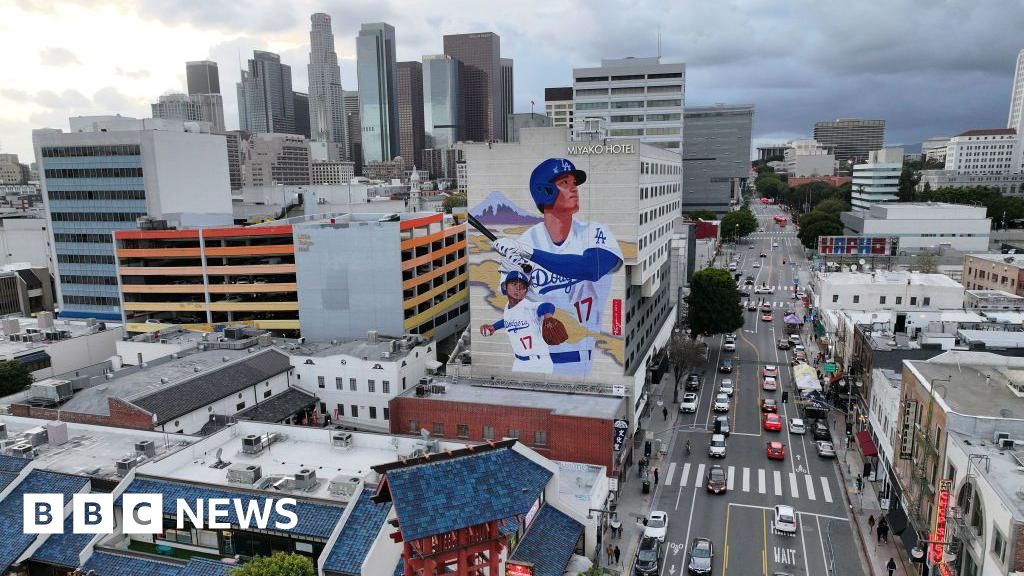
760, 252, 768, 258
705, 466, 727, 494
714, 415, 731, 437
813, 420, 831, 441
634, 536, 662, 575
718, 358, 733, 374
685, 374, 703, 391
688, 537, 714, 574
739, 290, 751, 297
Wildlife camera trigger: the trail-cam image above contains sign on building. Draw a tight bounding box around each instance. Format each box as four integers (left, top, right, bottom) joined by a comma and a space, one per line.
899, 401, 917, 460
818, 236, 899, 256
612, 419, 629, 452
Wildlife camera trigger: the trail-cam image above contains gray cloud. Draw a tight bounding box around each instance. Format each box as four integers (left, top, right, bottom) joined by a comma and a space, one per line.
1, 89, 32, 103
35, 89, 91, 109
39, 46, 80, 66
115, 67, 150, 79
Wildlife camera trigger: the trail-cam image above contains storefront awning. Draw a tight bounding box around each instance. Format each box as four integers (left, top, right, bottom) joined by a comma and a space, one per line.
855, 431, 878, 457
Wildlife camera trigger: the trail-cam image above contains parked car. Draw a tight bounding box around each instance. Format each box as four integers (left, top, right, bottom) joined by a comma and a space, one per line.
708, 434, 727, 458
761, 312, 774, 322
763, 365, 778, 377
713, 394, 730, 412
679, 392, 699, 413
813, 420, 831, 441
644, 511, 668, 542
762, 376, 778, 391
714, 415, 731, 437
687, 537, 714, 574
686, 374, 703, 391
634, 536, 662, 575
817, 441, 836, 458
719, 378, 734, 396
767, 441, 786, 460
705, 465, 728, 493
777, 339, 791, 350
763, 413, 783, 431
789, 418, 806, 434
718, 358, 733, 373
762, 398, 779, 413
773, 505, 798, 534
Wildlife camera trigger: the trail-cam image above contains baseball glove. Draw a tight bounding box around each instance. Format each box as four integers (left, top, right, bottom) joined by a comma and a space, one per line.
542, 316, 569, 345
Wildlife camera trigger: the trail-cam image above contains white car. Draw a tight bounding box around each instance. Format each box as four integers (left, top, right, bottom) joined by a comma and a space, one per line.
728, 263, 737, 271
644, 510, 668, 542
773, 505, 798, 534
713, 393, 730, 412
719, 378, 734, 396
679, 392, 699, 413
772, 242, 779, 247
754, 286, 774, 294
723, 339, 736, 352
789, 418, 806, 434
796, 291, 807, 299
752, 263, 761, 268
763, 365, 778, 378
708, 434, 727, 458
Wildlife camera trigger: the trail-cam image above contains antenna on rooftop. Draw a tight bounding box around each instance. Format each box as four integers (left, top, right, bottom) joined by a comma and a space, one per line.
657, 26, 662, 58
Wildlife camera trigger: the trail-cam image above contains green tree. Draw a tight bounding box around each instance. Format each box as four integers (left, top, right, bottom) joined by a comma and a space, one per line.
685, 268, 744, 337
814, 198, 850, 215
230, 553, 315, 576
442, 192, 467, 213
798, 210, 836, 229
914, 252, 938, 273
798, 219, 843, 250
897, 165, 920, 202
0, 360, 32, 396
755, 174, 786, 199
755, 163, 776, 175
687, 210, 718, 221
720, 209, 758, 241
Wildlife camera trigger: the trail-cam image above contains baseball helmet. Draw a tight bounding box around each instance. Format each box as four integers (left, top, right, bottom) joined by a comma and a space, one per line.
529, 158, 587, 209
500, 269, 531, 295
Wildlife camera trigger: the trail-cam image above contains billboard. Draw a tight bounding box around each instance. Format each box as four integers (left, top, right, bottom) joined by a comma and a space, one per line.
818, 235, 899, 256
466, 131, 643, 383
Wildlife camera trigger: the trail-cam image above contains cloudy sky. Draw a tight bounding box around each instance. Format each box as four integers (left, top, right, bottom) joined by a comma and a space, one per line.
1, 0, 1022, 161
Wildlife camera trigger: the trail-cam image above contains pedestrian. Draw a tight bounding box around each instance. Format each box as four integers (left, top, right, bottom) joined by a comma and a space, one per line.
881, 524, 890, 543
654, 467, 659, 485
606, 543, 614, 565
886, 557, 897, 576
614, 545, 621, 566
867, 514, 876, 536
663, 405, 668, 421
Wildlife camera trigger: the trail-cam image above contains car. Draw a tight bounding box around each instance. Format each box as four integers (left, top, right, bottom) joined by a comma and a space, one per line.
789, 418, 806, 434
687, 537, 714, 574
763, 365, 778, 377
745, 275, 755, 283
793, 344, 806, 354
705, 464, 728, 493
773, 505, 798, 534
679, 392, 699, 413
796, 291, 807, 299
817, 441, 837, 458
762, 398, 779, 412
719, 378, 734, 396
761, 312, 774, 322
760, 252, 768, 258
767, 441, 786, 460
714, 415, 731, 437
685, 374, 702, 391
748, 245, 754, 249
644, 511, 668, 542
723, 339, 736, 352
789, 334, 802, 344
813, 420, 831, 441
754, 285, 773, 294
763, 413, 783, 431
747, 301, 758, 311
713, 393, 730, 412
726, 332, 737, 340
708, 434, 727, 458
634, 536, 662, 575
772, 242, 779, 247
728, 263, 738, 271
777, 339, 791, 350
752, 262, 761, 268
762, 376, 778, 391
718, 358, 733, 373
738, 290, 750, 297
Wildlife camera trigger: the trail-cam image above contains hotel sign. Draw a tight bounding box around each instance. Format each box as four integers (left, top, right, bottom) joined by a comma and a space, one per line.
899, 401, 917, 460
567, 143, 636, 155
931, 479, 953, 565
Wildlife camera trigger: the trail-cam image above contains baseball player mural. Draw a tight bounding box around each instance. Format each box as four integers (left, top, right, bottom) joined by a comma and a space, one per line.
478, 269, 568, 374
484, 158, 623, 376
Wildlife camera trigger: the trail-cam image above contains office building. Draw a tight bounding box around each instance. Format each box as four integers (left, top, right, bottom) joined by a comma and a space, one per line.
0, 153, 30, 184
851, 147, 903, 209
307, 13, 347, 161
186, 60, 220, 95
545, 86, 573, 128
343, 90, 362, 174
311, 160, 355, 185
363, 159, 404, 181
0, 314, 121, 379
241, 132, 311, 187
396, 61, 425, 170
572, 56, 685, 154
0, 264, 53, 316
756, 144, 788, 163
840, 202, 990, 253
422, 54, 462, 150
150, 93, 204, 122
443, 32, 504, 142
421, 146, 463, 181
500, 57, 514, 140
1010, 49, 1024, 132
784, 138, 835, 177
357, 22, 399, 164
505, 112, 551, 143
813, 118, 885, 165
963, 253, 1024, 295
921, 136, 950, 164
34, 116, 232, 321
682, 104, 753, 211
292, 91, 310, 138
237, 51, 297, 135
918, 170, 1024, 196
224, 130, 244, 191
943, 128, 1019, 174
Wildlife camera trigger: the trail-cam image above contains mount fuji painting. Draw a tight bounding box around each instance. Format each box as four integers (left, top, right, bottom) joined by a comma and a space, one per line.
470, 191, 543, 225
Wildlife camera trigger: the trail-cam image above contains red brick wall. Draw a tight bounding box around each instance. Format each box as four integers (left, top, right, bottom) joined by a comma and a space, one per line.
389, 397, 614, 473
9, 398, 155, 431
1013, 521, 1024, 572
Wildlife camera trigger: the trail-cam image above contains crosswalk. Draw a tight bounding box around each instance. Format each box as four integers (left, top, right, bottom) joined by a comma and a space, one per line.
664, 463, 835, 503
743, 285, 804, 292
745, 300, 802, 309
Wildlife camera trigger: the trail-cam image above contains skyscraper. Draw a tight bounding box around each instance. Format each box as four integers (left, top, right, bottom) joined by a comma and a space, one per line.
813, 119, 885, 165
237, 51, 297, 135
307, 13, 347, 161
422, 55, 462, 150
396, 61, 425, 170
443, 32, 503, 142
186, 61, 220, 95
356, 23, 398, 164
151, 93, 204, 123
1009, 49, 1024, 132
343, 90, 362, 175
176, 61, 226, 132
500, 58, 514, 141
293, 91, 310, 138
682, 105, 754, 212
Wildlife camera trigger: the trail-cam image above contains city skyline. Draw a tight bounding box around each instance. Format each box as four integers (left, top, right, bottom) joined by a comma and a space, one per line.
1, 1, 1023, 160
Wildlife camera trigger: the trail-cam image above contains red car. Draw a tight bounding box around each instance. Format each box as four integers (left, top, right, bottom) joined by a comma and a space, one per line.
761, 312, 774, 322
763, 413, 783, 431
761, 398, 778, 413
762, 376, 778, 391
767, 441, 786, 460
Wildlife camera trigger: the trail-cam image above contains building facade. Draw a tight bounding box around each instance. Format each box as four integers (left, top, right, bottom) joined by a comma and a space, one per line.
500, 57, 514, 140
443, 32, 504, 142
813, 118, 885, 165
357, 23, 399, 164
1009, 48, 1024, 133
0, 153, 30, 184
815, 271, 965, 312
396, 61, 425, 170
544, 86, 573, 128
242, 133, 311, 187
944, 128, 1020, 174
0, 216, 51, 271
852, 147, 903, 209
292, 91, 310, 138
186, 60, 220, 95
150, 93, 204, 123
343, 90, 362, 174
572, 57, 685, 154
505, 113, 552, 143
963, 253, 1024, 295
682, 104, 753, 212
921, 136, 950, 164
34, 117, 232, 321
307, 13, 348, 162
237, 51, 297, 135
422, 55, 462, 150
0, 265, 53, 316
421, 147, 462, 181
784, 138, 834, 177
311, 161, 355, 185
839, 202, 991, 253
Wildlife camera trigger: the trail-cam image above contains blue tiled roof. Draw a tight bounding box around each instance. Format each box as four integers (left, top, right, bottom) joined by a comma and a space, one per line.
82, 552, 234, 576
0, 472, 19, 492
508, 505, 583, 576
120, 478, 344, 539
384, 447, 552, 541
323, 491, 392, 575
31, 517, 94, 567
0, 470, 89, 572
0, 454, 31, 473
176, 557, 236, 576
393, 557, 404, 576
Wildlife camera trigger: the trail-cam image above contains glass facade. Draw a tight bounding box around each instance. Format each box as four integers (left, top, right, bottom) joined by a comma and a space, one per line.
356, 23, 398, 163
423, 55, 462, 149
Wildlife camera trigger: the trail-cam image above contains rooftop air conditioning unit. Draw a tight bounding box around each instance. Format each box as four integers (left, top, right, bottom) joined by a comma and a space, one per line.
998, 438, 1016, 450
8, 444, 34, 459
25, 426, 48, 447
327, 475, 361, 500
331, 432, 353, 448
226, 463, 262, 484
242, 434, 264, 454
995, 431, 1011, 444
293, 468, 317, 490
115, 456, 139, 476
135, 440, 156, 458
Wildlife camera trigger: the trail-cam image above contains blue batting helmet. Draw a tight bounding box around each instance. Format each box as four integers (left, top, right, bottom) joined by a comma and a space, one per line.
500, 269, 531, 295
529, 158, 587, 209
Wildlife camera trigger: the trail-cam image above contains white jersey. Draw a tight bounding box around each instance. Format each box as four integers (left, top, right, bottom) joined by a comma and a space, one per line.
517, 218, 623, 369
502, 299, 552, 374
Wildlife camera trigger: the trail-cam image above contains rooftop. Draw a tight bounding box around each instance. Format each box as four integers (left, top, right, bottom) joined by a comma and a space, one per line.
285, 333, 430, 361
957, 128, 1017, 137
507, 505, 584, 576
322, 490, 392, 574
947, 432, 1024, 520
0, 316, 120, 359
966, 289, 1024, 301
906, 352, 1024, 418
968, 253, 1024, 266
821, 271, 963, 288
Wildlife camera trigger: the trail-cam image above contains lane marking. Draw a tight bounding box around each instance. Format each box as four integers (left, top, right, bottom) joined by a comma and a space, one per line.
727, 466, 735, 491
695, 464, 706, 490
820, 476, 833, 503
789, 472, 799, 498
743, 467, 751, 492
680, 463, 691, 487
774, 470, 782, 496
816, 515, 829, 575
800, 512, 812, 576
804, 474, 817, 500
758, 469, 766, 494
723, 502, 731, 576
762, 508, 769, 576
665, 462, 677, 487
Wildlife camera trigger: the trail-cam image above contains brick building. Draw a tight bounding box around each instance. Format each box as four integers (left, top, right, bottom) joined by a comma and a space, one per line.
388, 377, 626, 475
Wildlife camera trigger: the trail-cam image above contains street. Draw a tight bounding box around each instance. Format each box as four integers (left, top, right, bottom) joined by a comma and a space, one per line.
637, 203, 865, 576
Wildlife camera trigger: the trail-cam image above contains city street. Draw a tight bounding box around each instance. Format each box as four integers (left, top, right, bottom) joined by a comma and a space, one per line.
635, 203, 865, 576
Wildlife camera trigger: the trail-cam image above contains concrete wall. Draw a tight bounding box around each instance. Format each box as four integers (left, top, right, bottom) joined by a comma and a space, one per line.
0, 218, 52, 271
116, 340, 195, 366
146, 130, 232, 227
156, 370, 291, 434
10, 397, 155, 430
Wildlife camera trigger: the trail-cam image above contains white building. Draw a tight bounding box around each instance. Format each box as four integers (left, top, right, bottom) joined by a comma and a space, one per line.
311, 161, 355, 185
815, 271, 964, 312
865, 368, 901, 486
783, 138, 834, 177
918, 170, 1024, 196
944, 129, 1019, 174
1009, 48, 1024, 133
572, 57, 685, 154
964, 289, 1024, 311
0, 216, 52, 271
839, 202, 991, 253
851, 147, 903, 209
544, 86, 573, 128
921, 136, 951, 164
0, 314, 122, 380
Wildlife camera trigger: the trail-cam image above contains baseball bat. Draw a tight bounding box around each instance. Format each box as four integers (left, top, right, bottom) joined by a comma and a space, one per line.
466, 213, 532, 273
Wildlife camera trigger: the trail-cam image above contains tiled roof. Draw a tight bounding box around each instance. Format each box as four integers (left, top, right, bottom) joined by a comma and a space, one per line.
234, 387, 317, 423
0, 470, 89, 572
0, 472, 19, 492
958, 128, 1016, 137
175, 557, 237, 576
120, 478, 344, 539
131, 348, 292, 424
82, 551, 235, 576
508, 505, 583, 576
0, 454, 32, 473
384, 447, 552, 541
31, 517, 93, 567
322, 491, 392, 575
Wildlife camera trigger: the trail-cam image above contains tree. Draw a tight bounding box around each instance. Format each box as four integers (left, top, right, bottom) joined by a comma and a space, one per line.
442, 192, 467, 213
720, 208, 758, 241
814, 198, 849, 215
897, 165, 920, 202
798, 210, 836, 229
230, 553, 316, 576
685, 268, 744, 337
755, 174, 786, 199
913, 252, 938, 273
687, 210, 717, 221
668, 330, 706, 380
0, 360, 32, 396
798, 219, 843, 250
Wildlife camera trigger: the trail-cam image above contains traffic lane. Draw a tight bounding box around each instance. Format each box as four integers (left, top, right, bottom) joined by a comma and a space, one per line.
823, 516, 864, 576
723, 504, 768, 576
664, 480, 730, 576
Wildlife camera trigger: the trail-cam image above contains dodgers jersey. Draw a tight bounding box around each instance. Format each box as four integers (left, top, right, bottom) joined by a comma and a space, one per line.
517, 218, 623, 358
502, 299, 553, 372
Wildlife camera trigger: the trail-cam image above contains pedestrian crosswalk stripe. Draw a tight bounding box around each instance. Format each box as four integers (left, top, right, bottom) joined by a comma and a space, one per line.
804, 474, 817, 500
758, 469, 766, 494
680, 463, 691, 487
743, 467, 750, 492
789, 473, 799, 498
695, 464, 706, 490
666, 462, 677, 486
774, 471, 782, 496
727, 466, 735, 490
821, 477, 833, 503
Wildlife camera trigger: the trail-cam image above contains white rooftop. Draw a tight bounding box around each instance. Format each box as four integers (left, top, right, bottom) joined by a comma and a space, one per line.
969, 253, 1024, 266
821, 271, 963, 288
0, 316, 120, 358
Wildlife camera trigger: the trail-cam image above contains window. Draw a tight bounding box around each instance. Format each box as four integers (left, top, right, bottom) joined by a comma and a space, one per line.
433, 422, 445, 436
383, 408, 389, 420
910, 297, 918, 305
853, 295, 860, 304
879, 296, 886, 305
263, 390, 272, 398
992, 525, 1007, 564
923, 297, 931, 306
482, 425, 495, 440
369, 407, 377, 419
349, 378, 357, 391
457, 424, 470, 438
896, 297, 903, 305
317, 376, 325, 389
408, 419, 418, 433
236, 402, 245, 411
507, 428, 520, 439
832, 295, 839, 303
351, 405, 359, 418
534, 431, 547, 446
367, 379, 375, 393
382, 380, 390, 394
337, 404, 345, 417
335, 377, 343, 390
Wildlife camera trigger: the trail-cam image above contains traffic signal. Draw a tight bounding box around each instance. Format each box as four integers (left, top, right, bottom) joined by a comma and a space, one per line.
845, 422, 853, 437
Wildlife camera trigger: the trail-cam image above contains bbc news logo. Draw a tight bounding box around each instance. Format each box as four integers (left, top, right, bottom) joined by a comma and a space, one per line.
24, 494, 298, 534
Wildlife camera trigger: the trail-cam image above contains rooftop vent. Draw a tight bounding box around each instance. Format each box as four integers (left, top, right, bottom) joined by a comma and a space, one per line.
293, 468, 317, 490
226, 463, 262, 484
331, 432, 353, 448
135, 440, 156, 458
327, 475, 361, 500
115, 455, 141, 476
